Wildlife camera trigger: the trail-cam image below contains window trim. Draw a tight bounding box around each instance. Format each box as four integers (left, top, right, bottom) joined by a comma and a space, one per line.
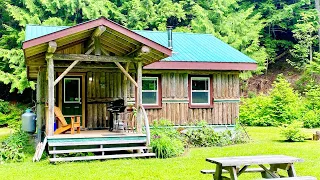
142, 75, 162, 109
188, 75, 213, 108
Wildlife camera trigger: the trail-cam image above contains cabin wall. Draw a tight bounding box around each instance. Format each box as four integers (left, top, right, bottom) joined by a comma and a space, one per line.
142, 72, 240, 125
85, 71, 240, 127
86, 71, 125, 129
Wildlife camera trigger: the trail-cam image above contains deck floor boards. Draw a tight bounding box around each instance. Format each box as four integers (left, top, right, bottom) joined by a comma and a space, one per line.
49, 130, 145, 139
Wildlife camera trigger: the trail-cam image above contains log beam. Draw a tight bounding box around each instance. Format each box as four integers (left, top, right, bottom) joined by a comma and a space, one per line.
114, 62, 138, 88
53, 47, 94, 86
52, 53, 133, 62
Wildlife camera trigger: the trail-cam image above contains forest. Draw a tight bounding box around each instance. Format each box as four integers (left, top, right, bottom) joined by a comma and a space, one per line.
0, 0, 319, 95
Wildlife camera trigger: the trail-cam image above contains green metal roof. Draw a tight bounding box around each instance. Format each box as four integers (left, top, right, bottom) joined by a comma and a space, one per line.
25, 24, 256, 64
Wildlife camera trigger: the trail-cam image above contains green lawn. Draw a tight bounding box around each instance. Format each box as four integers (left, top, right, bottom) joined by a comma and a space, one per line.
0, 127, 319, 180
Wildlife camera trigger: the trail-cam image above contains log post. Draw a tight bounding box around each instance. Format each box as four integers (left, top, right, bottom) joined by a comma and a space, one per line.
36, 67, 45, 142
136, 61, 143, 133
46, 41, 57, 136
313, 131, 320, 140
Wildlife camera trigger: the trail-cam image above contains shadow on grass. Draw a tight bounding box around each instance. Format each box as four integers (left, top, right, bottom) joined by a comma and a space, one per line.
272, 139, 311, 143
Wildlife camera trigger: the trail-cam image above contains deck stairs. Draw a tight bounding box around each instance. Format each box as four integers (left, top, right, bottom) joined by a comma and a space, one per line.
47, 134, 155, 162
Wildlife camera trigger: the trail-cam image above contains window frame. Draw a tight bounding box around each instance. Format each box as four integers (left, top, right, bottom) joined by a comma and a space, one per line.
189, 75, 213, 108
141, 75, 162, 109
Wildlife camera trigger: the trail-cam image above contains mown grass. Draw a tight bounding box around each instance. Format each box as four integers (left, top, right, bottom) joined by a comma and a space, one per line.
0, 127, 319, 180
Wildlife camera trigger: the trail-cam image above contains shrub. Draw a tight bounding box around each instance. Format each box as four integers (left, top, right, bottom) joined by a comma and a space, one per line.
280, 121, 307, 142
301, 110, 320, 128
0, 129, 31, 163
150, 119, 185, 158
240, 75, 303, 126
151, 134, 184, 158
0, 100, 24, 128
267, 75, 301, 125
240, 95, 272, 126
185, 126, 248, 147
0, 100, 10, 114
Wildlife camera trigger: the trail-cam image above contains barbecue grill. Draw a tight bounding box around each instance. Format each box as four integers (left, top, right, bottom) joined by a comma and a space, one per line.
107, 99, 126, 131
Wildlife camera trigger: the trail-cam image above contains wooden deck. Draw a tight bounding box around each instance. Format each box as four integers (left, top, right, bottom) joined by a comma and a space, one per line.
47, 130, 154, 162
49, 129, 145, 139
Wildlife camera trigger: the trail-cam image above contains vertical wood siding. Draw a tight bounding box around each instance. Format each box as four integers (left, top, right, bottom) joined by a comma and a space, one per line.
85, 71, 239, 128
145, 72, 239, 125
86, 71, 124, 129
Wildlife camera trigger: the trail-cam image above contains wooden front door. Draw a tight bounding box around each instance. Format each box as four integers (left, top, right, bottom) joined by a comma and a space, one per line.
62, 76, 83, 125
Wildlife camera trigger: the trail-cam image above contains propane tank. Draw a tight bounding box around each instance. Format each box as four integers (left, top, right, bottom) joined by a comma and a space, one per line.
21, 109, 36, 134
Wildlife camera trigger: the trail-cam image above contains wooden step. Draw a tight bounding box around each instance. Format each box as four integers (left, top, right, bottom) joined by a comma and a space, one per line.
49, 146, 151, 154
50, 153, 156, 162
48, 140, 146, 147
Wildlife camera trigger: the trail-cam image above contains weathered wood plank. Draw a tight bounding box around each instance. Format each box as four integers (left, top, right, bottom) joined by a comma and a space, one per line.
118, 72, 122, 97
53, 54, 134, 62
50, 146, 151, 154
110, 73, 114, 98
87, 72, 93, 128
50, 153, 155, 162
100, 73, 107, 127
96, 72, 102, 128
92, 72, 97, 128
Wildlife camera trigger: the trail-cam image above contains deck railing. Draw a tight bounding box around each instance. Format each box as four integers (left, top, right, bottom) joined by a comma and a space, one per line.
140, 105, 150, 146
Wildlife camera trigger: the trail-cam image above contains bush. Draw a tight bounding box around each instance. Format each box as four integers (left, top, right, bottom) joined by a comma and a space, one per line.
240, 95, 272, 126
0, 100, 24, 128
301, 110, 320, 128
280, 121, 306, 142
151, 134, 184, 158
0, 129, 31, 163
150, 119, 185, 158
267, 75, 301, 125
185, 125, 248, 147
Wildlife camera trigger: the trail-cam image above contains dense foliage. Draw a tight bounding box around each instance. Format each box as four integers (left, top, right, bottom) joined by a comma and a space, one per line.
184, 124, 248, 147
150, 120, 185, 158
0, 129, 32, 163
0, 99, 24, 128
150, 120, 248, 158
240, 74, 320, 128
0, 0, 319, 92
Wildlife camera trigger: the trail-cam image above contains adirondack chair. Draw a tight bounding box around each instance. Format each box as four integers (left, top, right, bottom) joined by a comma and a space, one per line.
54, 106, 80, 135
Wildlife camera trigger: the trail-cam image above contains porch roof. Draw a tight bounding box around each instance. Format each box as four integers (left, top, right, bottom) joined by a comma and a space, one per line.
23, 17, 172, 68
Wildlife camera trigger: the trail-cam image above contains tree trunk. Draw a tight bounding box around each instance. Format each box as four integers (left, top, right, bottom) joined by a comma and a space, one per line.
315, 0, 320, 51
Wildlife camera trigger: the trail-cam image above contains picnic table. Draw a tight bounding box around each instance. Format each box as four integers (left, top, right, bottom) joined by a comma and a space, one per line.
205, 155, 304, 180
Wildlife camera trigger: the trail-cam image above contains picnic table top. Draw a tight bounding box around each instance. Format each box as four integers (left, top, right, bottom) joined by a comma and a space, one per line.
206, 155, 303, 167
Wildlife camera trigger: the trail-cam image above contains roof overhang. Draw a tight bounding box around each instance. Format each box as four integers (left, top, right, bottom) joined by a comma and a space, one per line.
143, 61, 257, 71
23, 17, 172, 69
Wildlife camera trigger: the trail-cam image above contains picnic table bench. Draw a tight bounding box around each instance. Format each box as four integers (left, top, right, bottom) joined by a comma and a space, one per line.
203, 155, 315, 180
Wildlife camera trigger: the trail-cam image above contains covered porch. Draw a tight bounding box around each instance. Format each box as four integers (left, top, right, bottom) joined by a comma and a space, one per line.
23, 17, 172, 161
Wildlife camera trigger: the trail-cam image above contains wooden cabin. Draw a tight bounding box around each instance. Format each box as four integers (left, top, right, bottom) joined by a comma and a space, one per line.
23, 17, 256, 162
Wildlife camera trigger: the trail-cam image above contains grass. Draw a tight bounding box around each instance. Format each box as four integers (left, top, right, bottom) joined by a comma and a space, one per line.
0, 127, 319, 180
0, 127, 13, 141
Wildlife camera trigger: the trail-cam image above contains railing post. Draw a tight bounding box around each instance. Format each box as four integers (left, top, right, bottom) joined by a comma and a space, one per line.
140, 105, 150, 146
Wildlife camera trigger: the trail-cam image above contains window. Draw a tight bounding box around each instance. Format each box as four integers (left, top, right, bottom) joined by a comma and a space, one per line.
64, 77, 81, 103
190, 77, 210, 105
142, 77, 159, 105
